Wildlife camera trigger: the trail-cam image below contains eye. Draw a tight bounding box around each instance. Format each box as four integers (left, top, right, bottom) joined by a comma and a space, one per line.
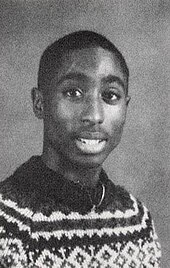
102, 89, 120, 104
63, 88, 83, 99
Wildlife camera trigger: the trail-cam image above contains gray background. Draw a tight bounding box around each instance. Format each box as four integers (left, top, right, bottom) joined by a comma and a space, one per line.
0, 0, 169, 267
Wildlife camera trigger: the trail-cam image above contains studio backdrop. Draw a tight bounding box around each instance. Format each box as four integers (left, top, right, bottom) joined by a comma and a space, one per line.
0, 1, 169, 267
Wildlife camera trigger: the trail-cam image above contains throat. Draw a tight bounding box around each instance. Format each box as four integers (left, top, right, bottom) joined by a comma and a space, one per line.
62, 162, 102, 189
41, 151, 102, 189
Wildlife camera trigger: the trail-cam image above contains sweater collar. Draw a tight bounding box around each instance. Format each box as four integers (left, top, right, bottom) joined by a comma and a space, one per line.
27, 156, 111, 214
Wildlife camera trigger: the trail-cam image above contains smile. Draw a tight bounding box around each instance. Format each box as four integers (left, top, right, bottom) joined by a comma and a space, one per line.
76, 138, 107, 154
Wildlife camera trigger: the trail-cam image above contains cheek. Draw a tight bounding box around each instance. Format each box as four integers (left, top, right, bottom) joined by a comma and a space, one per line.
104, 105, 127, 131
52, 101, 80, 130
104, 105, 127, 149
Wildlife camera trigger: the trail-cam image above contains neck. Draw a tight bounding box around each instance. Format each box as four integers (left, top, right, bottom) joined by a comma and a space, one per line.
41, 145, 102, 189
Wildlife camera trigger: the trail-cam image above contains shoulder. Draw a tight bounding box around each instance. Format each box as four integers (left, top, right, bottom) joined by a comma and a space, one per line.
0, 158, 40, 267
103, 178, 161, 264
103, 175, 140, 213
105, 177, 160, 240
0, 156, 42, 208
104, 176, 154, 229
0, 156, 62, 217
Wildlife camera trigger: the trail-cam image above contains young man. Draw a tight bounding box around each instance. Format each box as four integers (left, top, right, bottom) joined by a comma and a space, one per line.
0, 31, 161, 267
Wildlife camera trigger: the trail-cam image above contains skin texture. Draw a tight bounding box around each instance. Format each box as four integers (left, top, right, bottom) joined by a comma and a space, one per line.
32, 47, 130, 187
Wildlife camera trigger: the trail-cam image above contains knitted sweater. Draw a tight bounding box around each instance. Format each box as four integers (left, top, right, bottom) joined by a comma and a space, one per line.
0, 156, 161, 268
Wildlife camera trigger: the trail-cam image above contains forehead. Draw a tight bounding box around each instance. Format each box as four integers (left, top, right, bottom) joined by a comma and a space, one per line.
55, 47, 126, 85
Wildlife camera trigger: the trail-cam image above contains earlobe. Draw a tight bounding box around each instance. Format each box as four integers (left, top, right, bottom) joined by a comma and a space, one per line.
31, 87, 44, 119
126, 95, 131, 106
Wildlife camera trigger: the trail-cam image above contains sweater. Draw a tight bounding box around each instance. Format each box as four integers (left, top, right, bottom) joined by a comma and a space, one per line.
0, 156, 161, 268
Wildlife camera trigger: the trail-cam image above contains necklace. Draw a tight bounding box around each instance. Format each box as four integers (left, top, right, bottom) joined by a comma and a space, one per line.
73, 179, 105, 211
88, 183, 105, 212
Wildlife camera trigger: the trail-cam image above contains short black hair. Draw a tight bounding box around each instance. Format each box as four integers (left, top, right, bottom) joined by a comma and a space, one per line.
38, 30, 129, 93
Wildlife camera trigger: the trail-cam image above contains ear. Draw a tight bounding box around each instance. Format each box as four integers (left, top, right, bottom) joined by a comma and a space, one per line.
31, 87, 44, 119
126, 95, 131, 106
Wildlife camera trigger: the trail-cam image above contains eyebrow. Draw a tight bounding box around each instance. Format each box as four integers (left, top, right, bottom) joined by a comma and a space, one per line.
101, 75, 125, 89
57, 72, 88, 85
57, 72, 125, 89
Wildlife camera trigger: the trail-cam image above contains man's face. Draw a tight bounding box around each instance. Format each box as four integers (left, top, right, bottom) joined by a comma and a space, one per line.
42, 47, 129, 168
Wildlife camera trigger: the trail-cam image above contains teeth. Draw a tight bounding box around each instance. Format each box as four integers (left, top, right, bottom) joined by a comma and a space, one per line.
79, 138, 101, 145
76, 138, 106, 154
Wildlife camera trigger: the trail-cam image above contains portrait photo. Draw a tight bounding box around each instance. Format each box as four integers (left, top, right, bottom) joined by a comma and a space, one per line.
0, 1, 169, 267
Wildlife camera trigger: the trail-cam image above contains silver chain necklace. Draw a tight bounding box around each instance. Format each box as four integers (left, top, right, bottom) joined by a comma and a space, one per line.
74, 179, 105, 211
87, 183, 105, 212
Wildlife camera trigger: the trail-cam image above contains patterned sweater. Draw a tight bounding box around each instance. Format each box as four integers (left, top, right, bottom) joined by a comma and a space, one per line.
0, 156, 161, 268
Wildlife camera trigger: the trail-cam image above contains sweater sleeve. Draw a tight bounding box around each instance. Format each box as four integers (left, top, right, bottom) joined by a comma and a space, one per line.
0, 194, 30, 267
140, 208, 162, 268
150, 218, 161, 266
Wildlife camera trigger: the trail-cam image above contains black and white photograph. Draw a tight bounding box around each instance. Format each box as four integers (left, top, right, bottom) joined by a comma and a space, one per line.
0, 1, 169, 267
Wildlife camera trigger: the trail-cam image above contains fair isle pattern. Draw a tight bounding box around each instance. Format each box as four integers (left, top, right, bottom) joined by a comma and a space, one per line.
0, 192, 161, 267
0, 193, 139, 221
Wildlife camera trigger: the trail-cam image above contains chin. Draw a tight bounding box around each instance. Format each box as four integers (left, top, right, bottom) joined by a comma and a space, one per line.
69, 153, 108, 169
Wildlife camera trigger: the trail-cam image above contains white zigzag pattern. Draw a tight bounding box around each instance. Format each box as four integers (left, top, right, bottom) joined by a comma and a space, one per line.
0, 209, 30, 233
29, 241, 161, 268
0, 194, 148, 241
31, 206, 149, 241
0, 237, 28, 265
0, 240, 161, 268
0, 193, 138, 222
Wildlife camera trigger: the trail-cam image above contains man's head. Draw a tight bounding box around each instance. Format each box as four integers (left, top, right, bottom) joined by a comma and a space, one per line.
32, 30, 130, 169
38, 30, 129, 95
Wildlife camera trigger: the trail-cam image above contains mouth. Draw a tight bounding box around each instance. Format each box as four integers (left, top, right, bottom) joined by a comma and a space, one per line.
76, 138, 107, 154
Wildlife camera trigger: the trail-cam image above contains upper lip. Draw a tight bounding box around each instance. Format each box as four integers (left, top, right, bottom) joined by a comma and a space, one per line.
76, 131, 108, 140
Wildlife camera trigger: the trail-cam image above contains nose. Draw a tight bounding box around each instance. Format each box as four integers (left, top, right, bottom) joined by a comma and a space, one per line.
81, 95, 104, 125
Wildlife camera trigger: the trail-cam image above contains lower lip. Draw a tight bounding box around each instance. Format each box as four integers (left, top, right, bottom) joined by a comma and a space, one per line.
75, 139, 107, 154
